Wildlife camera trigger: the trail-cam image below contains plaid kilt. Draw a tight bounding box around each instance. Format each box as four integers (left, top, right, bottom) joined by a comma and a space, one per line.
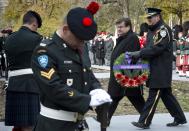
5, 91, 40, 126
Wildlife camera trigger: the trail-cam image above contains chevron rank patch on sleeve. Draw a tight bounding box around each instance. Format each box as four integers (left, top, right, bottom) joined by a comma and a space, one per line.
68, 91, 74, 97
40, 68, 55, 80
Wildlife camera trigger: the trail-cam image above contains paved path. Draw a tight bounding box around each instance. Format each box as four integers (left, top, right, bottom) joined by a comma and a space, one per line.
1, 113, 188, 131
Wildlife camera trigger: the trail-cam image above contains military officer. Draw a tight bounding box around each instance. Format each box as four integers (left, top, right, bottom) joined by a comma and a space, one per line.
4, 11, 42, 131
31, 2, 112, 131
129, 8, 187, 129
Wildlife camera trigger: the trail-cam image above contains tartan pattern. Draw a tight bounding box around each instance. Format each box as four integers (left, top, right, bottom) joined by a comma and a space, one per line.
5, 91, 40, 126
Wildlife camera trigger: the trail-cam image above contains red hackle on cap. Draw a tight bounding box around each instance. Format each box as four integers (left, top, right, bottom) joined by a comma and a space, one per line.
86, 1, 100, 15
83, 17, 93, 27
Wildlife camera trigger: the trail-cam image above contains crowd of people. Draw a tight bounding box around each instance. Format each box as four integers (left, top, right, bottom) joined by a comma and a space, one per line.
0, 1, 188, 131
87, 32, 114, 66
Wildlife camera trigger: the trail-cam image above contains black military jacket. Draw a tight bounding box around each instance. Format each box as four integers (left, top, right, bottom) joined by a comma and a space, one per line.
108, 30, 143, 97
31, 32, 101, 114
5, 26, 42, 93
140, 21, 173, 88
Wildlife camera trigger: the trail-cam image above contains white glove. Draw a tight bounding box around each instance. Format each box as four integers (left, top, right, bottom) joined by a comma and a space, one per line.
90, 89, 109, 96
90, 89, 111, 101
89, 89, 112, 107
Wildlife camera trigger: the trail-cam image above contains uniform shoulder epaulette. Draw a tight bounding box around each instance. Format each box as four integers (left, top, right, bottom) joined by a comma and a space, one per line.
39, 39, 53, 47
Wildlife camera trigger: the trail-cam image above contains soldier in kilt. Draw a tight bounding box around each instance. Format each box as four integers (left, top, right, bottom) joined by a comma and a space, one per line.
176, 35, 185, 76
182, 21, 189, 77
4, 11, 42, 131
173, 25, 183, 74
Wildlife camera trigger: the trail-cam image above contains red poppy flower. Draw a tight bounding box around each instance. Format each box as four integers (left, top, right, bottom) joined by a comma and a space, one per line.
121, 79, 127, 85
136, 79, 143, 85
141, 75, 148, 81
128, 79, 134, 86
124, 76, 129, 82
115, 73, 123, 79
125, 76, 129, 80
133, 76, 139, 80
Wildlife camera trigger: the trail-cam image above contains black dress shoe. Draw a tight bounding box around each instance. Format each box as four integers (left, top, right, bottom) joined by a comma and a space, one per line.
131, 122, 150, 129
166, 120, 187, 127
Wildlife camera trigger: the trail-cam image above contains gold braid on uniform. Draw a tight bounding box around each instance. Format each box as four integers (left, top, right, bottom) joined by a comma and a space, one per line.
144, 90, 160, 124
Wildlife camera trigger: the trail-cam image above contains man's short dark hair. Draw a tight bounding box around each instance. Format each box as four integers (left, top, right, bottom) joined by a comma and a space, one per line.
23, 10, 42, 28
139, 23, 148, 36
115, 18, 132, 29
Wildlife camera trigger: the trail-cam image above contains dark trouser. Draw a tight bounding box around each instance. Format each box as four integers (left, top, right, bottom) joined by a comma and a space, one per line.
96, 58, 104, 66
108, 95, 145, 121
139, 88, 186, 125
92, 52, 96, 64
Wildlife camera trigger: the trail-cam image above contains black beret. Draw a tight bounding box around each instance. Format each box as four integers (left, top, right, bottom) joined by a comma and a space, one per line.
145, 8, 162, 18
67, 2, 99, 40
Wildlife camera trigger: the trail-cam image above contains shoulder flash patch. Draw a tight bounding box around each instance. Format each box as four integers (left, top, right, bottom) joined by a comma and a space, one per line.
160, 29, 167, 38
38, 55, 48, 68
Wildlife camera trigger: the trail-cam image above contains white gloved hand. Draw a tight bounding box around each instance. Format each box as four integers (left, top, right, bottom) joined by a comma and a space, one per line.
89, 89, 103, 95
89, 89, 112, 107
90, 89, 112, 101
90, 94, 112, 107
90, 89, 108, 96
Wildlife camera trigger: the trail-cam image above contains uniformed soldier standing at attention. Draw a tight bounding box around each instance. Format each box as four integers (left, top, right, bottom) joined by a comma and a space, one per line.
4, 11, 42, 131
129, 8, 187, 129
31, 2, 112, 131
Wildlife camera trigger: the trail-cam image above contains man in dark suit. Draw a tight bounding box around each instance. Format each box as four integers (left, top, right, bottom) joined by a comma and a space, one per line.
4, 11, 42, 131
130, 8, 187, 129
31, 2, 112, 131
107, 18, 145, 126
95, 36, 105, 65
